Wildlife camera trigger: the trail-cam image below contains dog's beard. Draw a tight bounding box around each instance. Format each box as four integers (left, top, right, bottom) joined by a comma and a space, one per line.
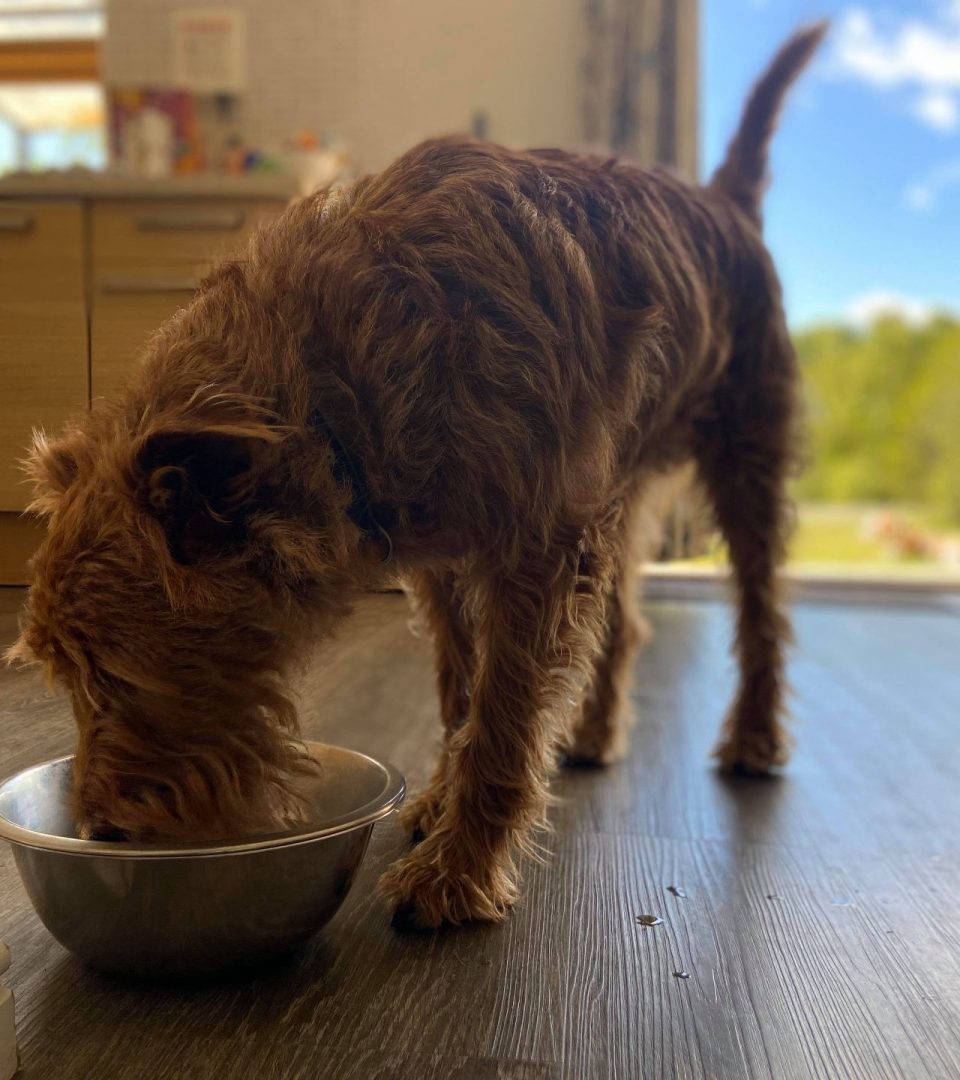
72, 699, 318, 843
76, 757, 315, 843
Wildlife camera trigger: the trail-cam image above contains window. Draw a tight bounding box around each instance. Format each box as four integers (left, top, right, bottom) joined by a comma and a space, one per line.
0, 0, 105, 174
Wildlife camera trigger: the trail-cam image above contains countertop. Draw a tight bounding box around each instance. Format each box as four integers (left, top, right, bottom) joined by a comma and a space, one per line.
0, 171, 300, 200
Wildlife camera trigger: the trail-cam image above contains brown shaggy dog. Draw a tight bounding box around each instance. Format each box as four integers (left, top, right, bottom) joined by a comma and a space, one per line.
10, 25, 826, 929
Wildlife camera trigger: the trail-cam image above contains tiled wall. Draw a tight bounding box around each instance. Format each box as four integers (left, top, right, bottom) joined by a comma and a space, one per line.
103, 0, 358, 160
103, 0, 697, 176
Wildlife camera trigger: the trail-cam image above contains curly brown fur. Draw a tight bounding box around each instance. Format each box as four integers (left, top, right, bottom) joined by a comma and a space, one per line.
9, 26, 825, 920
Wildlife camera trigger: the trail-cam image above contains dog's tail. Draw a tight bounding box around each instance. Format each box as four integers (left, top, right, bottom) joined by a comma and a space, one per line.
710, 21, 828, 223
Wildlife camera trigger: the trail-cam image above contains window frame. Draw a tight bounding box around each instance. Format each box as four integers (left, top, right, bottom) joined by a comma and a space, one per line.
0, 37, 98, 82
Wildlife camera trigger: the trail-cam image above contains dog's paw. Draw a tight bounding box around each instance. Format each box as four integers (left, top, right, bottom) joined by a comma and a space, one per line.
379, 840, 517, 931
713, 725, 792, 775
561, 731, 629, 768
562, 707, 632, 767
396, 787, 446, 845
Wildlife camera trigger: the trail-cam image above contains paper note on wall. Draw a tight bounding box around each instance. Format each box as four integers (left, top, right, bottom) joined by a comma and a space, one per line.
171, 8, 247, 93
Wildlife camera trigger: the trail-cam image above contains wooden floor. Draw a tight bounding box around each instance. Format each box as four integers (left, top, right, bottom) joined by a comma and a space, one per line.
2, 585, 960, 1080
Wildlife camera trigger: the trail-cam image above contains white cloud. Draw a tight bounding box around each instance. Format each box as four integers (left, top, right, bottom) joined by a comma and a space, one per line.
844, 291, 949, 328
833, 5, 960, 131
913, 89, 959, 131
903, 157, 960, 210
905, 183, 935, 211
834, 7, 960, 88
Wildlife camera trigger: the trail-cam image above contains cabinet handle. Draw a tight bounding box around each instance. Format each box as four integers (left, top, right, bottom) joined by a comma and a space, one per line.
134, 210, 244, 231
0, 213, 33, 232
100, 275, 198, 294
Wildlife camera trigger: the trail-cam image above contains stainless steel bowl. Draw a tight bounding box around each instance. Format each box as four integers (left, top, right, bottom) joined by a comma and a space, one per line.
0, 743, 404, 978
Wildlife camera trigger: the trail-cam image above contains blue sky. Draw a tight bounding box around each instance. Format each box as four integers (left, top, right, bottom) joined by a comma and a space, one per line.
703, 0, 960, 327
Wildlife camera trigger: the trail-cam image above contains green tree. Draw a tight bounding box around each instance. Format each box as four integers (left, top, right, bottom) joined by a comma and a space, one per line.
794, 315, 960, 523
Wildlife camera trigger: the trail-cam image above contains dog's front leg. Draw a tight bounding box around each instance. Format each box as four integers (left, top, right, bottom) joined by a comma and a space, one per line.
381, 550, 583, 930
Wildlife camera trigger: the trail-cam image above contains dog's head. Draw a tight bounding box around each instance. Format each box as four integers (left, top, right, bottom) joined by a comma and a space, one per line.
9, 392, 349, 841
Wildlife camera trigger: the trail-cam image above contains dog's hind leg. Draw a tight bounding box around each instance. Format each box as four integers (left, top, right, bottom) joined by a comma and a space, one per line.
564, 497, 648, 766
382, 532, 609, 928
399, 569, 475, 842
695, 310, 798, 774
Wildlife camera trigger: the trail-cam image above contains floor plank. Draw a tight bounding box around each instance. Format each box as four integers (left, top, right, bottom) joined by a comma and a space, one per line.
1, 587, 959, 1079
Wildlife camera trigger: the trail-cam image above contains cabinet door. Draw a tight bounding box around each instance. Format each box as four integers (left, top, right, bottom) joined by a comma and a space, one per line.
0, 202, 87, 511
89, 198, 286, 401
92, 198, 286, 270
90, 272, 197, 401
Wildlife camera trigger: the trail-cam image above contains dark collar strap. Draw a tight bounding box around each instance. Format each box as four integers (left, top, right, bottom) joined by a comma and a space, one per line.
309, 407, 392, 562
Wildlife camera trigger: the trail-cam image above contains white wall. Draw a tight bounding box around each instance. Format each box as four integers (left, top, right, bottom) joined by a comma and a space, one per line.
349, 0, 585, 170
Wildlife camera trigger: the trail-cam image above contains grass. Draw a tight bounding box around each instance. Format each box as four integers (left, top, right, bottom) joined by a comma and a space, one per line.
790, 505, 897, 564
681, 502, 960, 580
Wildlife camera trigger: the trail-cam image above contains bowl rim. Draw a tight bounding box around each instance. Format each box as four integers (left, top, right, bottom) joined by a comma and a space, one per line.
0, 741, 405, 859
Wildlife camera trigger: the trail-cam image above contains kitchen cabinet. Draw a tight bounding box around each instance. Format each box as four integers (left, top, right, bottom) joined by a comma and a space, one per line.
0, 176, 293, 582
90, 198, 284, 399
0, 202, 87, 511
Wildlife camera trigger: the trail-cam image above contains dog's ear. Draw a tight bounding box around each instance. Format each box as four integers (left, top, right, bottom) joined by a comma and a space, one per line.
137, 416, 283, 564
24, 430, 82, 516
